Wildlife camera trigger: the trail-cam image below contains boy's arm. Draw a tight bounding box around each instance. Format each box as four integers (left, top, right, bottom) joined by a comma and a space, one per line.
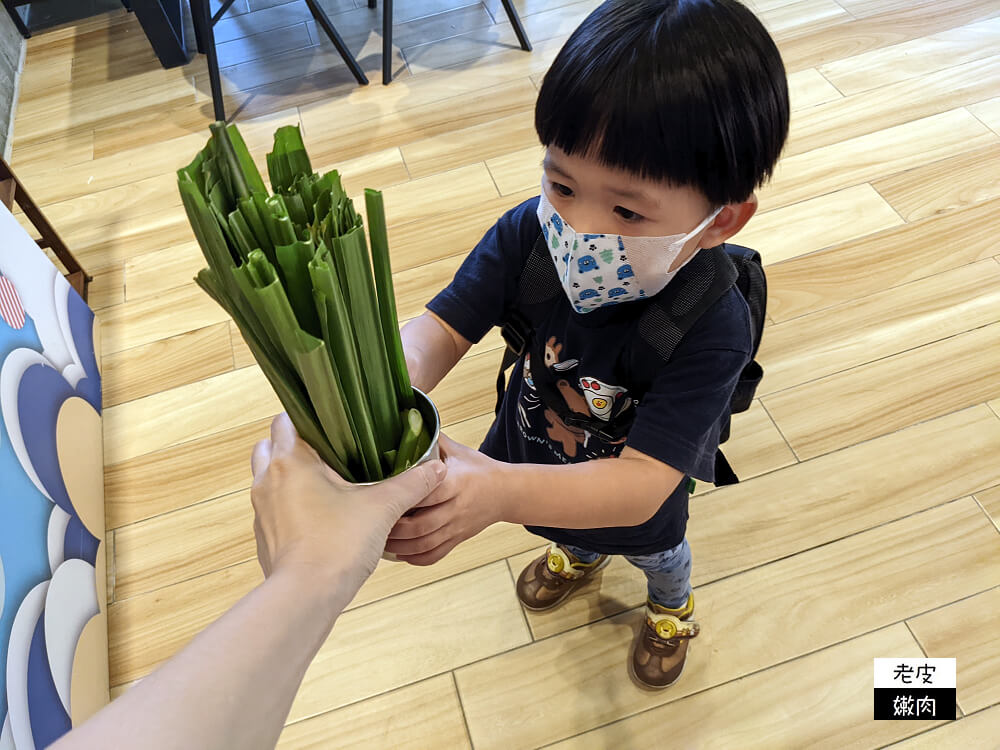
386, 438, 682, 563
401, 311, 473, 393
501, 447, 683, 528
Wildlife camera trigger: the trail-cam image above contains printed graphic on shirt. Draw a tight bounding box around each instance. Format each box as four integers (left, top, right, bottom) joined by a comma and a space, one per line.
578, 376, 627, 421
519, 336, 629, 460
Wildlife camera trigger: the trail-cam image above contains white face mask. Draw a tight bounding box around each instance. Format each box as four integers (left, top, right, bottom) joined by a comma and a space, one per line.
536, 190, 722, 313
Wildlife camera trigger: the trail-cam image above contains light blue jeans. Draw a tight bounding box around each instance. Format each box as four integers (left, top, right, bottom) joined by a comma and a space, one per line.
565, 537, 692, 609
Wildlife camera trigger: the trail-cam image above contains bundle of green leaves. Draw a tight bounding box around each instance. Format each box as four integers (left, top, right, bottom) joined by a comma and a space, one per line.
178, 122, 431, 482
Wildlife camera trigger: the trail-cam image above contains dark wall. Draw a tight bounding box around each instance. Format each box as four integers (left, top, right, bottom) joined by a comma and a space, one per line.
0, 9, 24, 158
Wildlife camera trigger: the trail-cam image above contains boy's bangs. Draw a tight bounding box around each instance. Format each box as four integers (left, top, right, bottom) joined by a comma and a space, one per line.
534, 0, 790, 206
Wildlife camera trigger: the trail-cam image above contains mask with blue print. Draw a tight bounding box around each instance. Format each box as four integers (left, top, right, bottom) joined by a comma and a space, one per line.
536, 190, 722, 313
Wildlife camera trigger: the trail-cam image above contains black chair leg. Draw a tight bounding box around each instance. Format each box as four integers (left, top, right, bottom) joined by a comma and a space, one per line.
193, 0, 226, 121
121, 0, 132, 11
3, 2, 31, 39
499, 0, 531, 51
382, 0, 392, 84
304, 0, 368, 85
367, 0, 375, 7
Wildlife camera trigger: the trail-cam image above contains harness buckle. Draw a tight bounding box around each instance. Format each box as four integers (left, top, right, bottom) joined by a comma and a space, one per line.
501, 311, 532, 356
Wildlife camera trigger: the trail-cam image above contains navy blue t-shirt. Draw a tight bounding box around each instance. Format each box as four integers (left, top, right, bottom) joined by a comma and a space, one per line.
428, 197, 752, 555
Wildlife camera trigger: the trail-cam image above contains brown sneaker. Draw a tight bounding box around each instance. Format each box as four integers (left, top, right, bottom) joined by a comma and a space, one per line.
515, 544, 610, 611
630, 592, 699, 689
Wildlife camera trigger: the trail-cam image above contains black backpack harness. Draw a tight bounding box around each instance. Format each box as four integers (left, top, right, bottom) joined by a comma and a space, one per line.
496, 232, 767, 486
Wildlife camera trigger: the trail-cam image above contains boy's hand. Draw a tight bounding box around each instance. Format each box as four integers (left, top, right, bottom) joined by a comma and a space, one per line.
385, 435, 506, 565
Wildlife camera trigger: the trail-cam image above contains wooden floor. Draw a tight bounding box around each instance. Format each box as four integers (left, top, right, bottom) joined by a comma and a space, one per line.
11, 0, 1000, 746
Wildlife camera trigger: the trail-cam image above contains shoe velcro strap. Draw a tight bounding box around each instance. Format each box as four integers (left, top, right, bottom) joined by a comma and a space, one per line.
646, 612, 700, 640
545, 546, 589, 580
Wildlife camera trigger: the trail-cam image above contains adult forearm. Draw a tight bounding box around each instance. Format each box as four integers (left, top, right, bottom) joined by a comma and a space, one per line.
53, 567, 347, 750
498, 452, 684, 529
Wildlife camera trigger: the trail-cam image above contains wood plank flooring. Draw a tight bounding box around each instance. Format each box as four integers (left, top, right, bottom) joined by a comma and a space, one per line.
11, 0, 1000, 747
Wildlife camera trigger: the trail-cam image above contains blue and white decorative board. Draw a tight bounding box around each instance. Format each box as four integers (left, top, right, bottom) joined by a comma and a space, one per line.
0, 202, 109, 749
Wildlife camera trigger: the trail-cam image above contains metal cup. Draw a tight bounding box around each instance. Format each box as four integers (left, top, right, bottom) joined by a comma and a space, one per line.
355, 387, 441, 562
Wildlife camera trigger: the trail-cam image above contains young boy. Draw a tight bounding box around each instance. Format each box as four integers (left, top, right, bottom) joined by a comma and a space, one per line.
386, 0, 789, 689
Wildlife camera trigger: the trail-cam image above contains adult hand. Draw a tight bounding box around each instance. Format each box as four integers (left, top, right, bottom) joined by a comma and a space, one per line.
385, 434, 505, 566
250, 413, 447, 611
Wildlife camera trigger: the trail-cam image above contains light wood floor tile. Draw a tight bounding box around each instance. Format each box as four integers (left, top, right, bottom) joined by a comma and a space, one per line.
766, 197, 1000, 323
109, 562, 263, 685
114, 490, 255, 601
87, 264, 125, 311
400, 110, 536, 179
764, 323, 1000, 459
485, 144, 544, 196
402, 0, 599, 75
759, 0, 849, 37
212, 0, 316, 44
13, 76, 197, 156
104, 417, 267, 528
124, 243, 203, 301
785, 54, 1000, 158
443, 412, 496, 449
9, 128, 94, 173
548, 624, 937, 750
739, 183, 903, 265
819, 17, 1000, 96
99, 283, 231, 354
457, 499, 999, 749
758, 260, 1000, 395
278, 674, 471, 750
295, 36, 564, 154
907, 587, 1000, 715
19, 108, 298, 206
759, 108, 998, 212
288, 562, 530, 723
103, 366, 281, 464
969, 95, 1000, 134
320, 147, 410, 196
361, 163, 500, 229
508, 407, 1000, 638
100, 323, 234, 408
92, 103, 216, 161
872, 142, 1000, 221
386, 188, 536, 271
888, 704, 1000, 749
69, 207, 196, 269
352, 522, 539, 611
301, 78, 536, 167
433, 348, 505, 426
214, 21, 314, 69
786, 67, 843, 110
773, 0, 1000, 73
975, 485, 1000, 528
719, 399, 797, 479
230, 321, 256, 369
393, 253, 464, 322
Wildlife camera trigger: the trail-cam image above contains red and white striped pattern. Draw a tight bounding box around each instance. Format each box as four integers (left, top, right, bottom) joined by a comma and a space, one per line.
0, 274, 26, 329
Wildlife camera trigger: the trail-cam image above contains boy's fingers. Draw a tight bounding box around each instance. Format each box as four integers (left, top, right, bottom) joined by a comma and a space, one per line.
388, 502, 452, 540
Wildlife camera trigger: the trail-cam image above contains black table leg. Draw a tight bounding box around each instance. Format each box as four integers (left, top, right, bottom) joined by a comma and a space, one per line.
304, 0, 368, 85
382, 0, 392, 84
193, 0, 226, 121
499, 0, 531, 51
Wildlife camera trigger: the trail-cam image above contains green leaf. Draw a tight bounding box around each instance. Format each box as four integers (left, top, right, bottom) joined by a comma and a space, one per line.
365, 189, 415, 410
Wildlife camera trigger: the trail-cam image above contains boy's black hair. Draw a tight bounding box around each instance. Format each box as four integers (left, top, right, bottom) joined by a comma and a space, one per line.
535, 0, 790, 206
